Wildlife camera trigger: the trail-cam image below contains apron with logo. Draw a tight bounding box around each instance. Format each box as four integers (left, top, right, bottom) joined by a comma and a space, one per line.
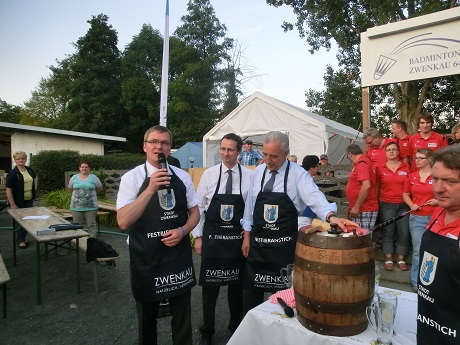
417, 211, 460, 345
244, 162, 298, 292
199, 164, 245, 286
128, 164, 196, 302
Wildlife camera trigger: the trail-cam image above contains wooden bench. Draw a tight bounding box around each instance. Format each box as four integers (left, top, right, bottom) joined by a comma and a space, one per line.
71, 237, 119, 294
0, 254, 11, 318
48, 207, 111, 235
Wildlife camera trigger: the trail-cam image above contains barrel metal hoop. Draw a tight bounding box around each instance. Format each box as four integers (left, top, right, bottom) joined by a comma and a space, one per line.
297, 313, 368, 336
297, 231, 372, 249
294, 291, 373, 314
294, 255, 374, 275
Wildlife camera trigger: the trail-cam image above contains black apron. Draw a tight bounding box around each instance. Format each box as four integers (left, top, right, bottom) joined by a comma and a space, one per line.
417, 210, 460, 345
244, 161, 298, 292
199, 164, 245, 286
128, 164, 196, 302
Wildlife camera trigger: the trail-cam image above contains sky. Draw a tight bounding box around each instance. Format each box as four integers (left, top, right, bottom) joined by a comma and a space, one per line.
0, 0, 338, 109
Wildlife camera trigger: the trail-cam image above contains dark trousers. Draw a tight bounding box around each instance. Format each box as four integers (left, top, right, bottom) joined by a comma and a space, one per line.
242, 289, 267, 316
200, 284, 243, 338
15, 199, 33, 242
136, 290, 192, 345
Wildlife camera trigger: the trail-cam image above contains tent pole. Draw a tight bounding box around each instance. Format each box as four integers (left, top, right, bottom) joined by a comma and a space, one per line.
362, 87, 370, 131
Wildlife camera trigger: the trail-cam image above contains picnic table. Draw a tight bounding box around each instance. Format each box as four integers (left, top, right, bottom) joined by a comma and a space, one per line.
8, 207, 88, 304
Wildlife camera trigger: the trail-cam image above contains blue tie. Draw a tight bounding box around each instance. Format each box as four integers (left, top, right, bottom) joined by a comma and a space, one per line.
263, 171, 277, 192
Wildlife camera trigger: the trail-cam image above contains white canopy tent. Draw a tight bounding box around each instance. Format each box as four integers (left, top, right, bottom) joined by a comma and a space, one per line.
203, 92, 362, 167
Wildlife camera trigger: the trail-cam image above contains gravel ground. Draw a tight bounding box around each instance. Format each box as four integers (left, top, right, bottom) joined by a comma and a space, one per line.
0, 210, 233, 345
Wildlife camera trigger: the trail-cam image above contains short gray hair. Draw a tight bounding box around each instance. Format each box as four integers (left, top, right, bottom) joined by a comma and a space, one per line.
346, 144, 363, 155
363, 128, 381, 139
264, 131, 289, 152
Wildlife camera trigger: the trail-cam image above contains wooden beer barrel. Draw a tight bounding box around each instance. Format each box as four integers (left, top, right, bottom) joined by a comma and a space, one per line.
294, 230, 374, 336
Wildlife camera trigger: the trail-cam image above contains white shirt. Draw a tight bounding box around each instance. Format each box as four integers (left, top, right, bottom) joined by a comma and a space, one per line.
116, 161, 198, 210
241, 160, 337, 231
191, 163, 252, 238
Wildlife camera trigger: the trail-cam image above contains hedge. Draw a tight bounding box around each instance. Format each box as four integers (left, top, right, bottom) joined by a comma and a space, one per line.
30, 150, 145, 191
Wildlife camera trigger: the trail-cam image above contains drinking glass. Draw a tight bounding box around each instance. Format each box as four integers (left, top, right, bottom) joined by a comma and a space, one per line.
375, 263, 381, 295
366, 301, 395, 345
280, 264, 294, 288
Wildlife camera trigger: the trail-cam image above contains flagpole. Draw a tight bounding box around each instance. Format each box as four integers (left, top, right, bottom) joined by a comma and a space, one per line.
159, 0, 170, 126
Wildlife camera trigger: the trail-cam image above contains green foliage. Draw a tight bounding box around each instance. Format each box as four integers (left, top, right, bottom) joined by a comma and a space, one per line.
121, 24, 163, 152
30, 150, 81, 191
65, 14, 126, 136
305, 66, 362, 130
18, 5, 241, 150
30, 150, 145, 191
0, 98, 21, 123
267, 0, 460, 134
43, 189, 72, 209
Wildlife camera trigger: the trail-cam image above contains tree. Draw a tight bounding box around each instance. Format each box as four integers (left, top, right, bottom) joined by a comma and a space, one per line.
172, 0, 235, 145
267, 0, 459, 133
305, 66, 362, 130
0, 98, 21, 123
121, 24, 164, 152
64, 14, 126, 135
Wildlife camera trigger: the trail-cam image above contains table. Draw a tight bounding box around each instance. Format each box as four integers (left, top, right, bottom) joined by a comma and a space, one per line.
228, 287, 417, 345
8, 207, 88, 304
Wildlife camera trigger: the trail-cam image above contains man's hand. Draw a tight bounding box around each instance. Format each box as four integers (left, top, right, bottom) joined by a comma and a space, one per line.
349, 206, 360, 219
148, 168, 171, 194
330, 216, 359, 232
161, 228, 184, 247
194, 237, 203, 255
241, 231, 250, 257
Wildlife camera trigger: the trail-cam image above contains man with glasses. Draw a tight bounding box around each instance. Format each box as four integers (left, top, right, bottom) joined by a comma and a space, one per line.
408, 112, 447, 171
117, 125, 199, 345
363, 128, 396, 167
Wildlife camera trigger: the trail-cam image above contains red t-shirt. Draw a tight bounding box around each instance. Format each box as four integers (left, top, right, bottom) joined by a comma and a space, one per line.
346, 155, 378, 212
427, 207, 460, 239
367, 138, 397, 167
376, 162, 410, 203
409, 131, 447, 160
403, 171, 436, 216
397, 134, 412, 160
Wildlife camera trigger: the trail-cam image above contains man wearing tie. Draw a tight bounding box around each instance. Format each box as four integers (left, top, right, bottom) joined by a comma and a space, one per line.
241, 131, 356, 314
192, 133, 253, 345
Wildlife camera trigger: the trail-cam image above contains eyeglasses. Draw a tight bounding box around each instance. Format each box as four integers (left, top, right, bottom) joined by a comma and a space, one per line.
144, 140, 171, 146
385, 148, 399, 152
413, 157, 428, 161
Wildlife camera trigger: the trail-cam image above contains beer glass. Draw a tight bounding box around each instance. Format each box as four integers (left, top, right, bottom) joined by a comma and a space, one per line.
366, 301, 395, 345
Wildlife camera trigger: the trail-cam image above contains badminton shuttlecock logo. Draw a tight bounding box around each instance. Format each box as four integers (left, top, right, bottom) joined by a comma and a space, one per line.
374, 55, 397, 80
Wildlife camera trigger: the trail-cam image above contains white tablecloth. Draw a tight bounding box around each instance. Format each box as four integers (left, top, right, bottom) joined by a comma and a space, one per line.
228, 287, 417, 345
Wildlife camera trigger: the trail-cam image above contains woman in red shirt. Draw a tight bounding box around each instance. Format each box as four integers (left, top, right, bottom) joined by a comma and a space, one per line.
402, 148, 437, 290
376, 142, 410, 271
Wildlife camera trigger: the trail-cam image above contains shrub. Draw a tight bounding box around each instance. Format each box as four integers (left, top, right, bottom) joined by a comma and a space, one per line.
43, 189, 72, 209
30, 151, 145, 192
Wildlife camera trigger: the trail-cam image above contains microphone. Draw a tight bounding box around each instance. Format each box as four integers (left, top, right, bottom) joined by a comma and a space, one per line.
277, 297, 294, 317
158, 153, 171, 193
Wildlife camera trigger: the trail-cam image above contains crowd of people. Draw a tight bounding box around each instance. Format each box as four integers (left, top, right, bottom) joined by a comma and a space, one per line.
7, 111, 460, 345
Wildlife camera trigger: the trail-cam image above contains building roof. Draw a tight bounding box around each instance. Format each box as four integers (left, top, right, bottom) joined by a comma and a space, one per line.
0, 122, 126, 142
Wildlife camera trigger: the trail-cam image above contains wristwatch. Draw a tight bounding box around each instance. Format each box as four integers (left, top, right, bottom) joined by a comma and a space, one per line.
326, 213, 337, 223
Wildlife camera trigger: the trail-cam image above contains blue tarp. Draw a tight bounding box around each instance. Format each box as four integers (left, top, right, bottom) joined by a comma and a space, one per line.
171, 142, 203, 168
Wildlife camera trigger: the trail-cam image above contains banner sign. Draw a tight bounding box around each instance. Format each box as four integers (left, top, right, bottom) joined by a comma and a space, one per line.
361, 7, 460, 87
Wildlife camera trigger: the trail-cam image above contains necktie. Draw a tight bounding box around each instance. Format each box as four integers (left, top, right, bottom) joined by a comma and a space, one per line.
263, 170, 277, 192
225, 170, 233, 194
